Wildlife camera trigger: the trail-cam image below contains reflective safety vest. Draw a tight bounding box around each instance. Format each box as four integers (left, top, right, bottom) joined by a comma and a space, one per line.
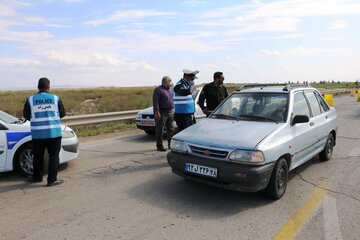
174, 79, 195, 114
28, 92, 62, 139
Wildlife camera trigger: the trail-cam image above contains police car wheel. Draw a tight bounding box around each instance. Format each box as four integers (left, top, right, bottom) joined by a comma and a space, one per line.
15, 144, 34, 176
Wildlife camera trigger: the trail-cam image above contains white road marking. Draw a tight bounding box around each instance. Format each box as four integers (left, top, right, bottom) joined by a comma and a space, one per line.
323, 195, 342, 240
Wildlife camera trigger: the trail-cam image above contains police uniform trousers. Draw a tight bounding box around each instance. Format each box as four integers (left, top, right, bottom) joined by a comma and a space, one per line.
32, 137, 62, 183
174, 113, 194, 132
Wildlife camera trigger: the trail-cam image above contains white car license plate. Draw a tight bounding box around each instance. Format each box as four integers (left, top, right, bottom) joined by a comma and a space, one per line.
185, 163, 217, 178
141, 120, 155, 126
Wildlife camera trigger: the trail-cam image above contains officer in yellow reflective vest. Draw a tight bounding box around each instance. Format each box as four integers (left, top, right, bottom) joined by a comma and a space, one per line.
23, 78, 66, 187
173, 69, 199, 132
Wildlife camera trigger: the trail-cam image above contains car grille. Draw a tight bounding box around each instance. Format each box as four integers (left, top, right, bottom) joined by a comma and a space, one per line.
142, 114, 154, 119
189, 145, 228, 158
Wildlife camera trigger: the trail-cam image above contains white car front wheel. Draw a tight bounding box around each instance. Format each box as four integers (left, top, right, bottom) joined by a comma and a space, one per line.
15, 144, 33, 176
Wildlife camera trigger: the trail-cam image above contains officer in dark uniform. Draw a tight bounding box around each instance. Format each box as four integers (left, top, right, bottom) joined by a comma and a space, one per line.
198, 71, 228, 116
173, 69, 199, 132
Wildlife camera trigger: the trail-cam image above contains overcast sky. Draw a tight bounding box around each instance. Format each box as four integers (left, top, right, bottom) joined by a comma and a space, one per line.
1, 0, 360, 90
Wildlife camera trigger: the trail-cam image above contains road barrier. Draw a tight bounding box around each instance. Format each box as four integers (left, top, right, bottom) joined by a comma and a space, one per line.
324, 94, 334, 107
61, 89, 351, 126
62, 110, 140, 126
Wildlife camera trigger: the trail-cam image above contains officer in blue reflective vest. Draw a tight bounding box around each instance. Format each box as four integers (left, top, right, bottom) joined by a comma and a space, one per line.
23, 78, 66, 187
173, 69, 199, 132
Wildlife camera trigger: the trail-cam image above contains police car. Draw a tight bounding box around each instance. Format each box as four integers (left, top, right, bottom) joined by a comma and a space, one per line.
0, 110, 79, 176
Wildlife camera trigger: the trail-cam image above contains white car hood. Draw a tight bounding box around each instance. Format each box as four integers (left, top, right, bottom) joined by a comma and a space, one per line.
6, 120, 67, 131
138, 107, 154, 115
174, 118, 280, 150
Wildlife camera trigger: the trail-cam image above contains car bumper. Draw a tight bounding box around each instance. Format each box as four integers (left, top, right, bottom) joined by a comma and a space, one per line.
136, 124, 155, 131
60, 137, 79, 164
167, 152, 274, 192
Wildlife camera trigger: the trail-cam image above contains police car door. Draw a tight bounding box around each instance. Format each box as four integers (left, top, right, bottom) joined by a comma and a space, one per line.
0, 122, 8, 171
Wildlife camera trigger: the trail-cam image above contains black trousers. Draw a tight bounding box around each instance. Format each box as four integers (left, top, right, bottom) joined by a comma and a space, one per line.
174, 113, 194, 132
32, 137, 62, 183
155, 109, 174, 147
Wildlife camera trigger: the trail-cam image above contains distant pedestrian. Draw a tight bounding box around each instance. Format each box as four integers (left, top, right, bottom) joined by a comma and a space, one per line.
23, 77, 66, 186
173, 69, 199, 132
198, 71, 228, 116
153, 76, 174, 151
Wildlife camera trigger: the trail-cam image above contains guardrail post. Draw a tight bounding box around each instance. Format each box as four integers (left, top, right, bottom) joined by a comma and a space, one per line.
324, 94, 334, 107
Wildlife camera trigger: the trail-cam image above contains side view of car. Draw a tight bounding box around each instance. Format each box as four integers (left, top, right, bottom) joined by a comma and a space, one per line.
0, 110, 79, 176
135, 87, 205, 135
167, 84, 337, 199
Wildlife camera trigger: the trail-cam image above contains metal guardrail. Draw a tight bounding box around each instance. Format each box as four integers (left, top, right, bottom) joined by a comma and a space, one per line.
61, 89, 351, 126
62, 109, 140, 126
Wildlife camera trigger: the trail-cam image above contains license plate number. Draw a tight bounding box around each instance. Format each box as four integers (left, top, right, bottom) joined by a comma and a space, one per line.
141, 120, 155, 126
185, 163, 217, 178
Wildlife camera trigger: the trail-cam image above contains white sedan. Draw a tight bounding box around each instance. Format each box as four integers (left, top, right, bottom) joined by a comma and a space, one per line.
0, 110, 79, 176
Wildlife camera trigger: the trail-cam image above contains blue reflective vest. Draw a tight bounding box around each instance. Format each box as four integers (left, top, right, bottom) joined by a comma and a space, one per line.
28, 92, 62, 139
174, 79, 195, 114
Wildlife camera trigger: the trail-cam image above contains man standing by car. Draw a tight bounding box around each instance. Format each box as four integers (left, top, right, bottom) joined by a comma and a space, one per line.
198, 71, 228, 116
174, 69, 199, 132
23, 77, 66, 186
153, 76, 174, 151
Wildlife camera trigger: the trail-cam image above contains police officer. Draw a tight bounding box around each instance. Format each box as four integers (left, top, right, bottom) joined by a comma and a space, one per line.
173, 69, 199, 132
23, 78, 66, 187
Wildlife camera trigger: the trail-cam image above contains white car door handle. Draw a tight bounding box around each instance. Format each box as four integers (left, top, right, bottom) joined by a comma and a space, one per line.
310, 122, 315, 126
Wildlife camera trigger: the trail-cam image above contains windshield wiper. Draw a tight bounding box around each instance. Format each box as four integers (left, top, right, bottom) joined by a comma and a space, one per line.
211, 113, 238, 120
238, 115, 278, 123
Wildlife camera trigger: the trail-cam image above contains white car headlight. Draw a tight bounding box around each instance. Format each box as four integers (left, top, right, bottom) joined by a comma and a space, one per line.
62, 130, 76, 138
229, 150, 264, 164
170, 139, 187, 153
136, 113, 142, 120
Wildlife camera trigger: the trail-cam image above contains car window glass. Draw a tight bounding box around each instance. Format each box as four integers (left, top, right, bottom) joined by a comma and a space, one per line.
305, 91, 322, 116
213, 93, 288, 122
293, 92, 310, 117
315, 92, 330, 112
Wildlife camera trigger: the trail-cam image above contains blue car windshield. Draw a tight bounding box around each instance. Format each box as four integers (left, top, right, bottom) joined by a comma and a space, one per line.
0, 110, 20, 124
211, 92, 288, 123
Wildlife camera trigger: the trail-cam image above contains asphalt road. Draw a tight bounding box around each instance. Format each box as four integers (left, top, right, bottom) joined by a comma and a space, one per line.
1, 95, 359, 240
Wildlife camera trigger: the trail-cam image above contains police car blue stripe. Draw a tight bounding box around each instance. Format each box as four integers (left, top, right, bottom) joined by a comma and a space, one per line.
6, 132, 31, 150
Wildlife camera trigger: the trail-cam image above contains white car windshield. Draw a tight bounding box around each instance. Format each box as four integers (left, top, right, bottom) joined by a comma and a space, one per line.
211, 92, 288, 123
0, 110, 21, 124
